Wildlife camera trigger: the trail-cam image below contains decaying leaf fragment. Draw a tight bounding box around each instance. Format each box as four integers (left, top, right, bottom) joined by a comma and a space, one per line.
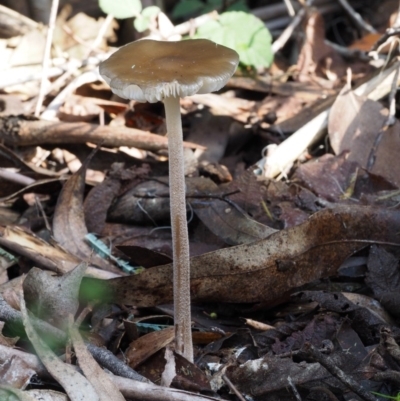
328, 80, 400, 187
95, 205, 400, 307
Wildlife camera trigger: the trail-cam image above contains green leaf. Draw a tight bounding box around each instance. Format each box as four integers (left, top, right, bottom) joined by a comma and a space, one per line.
99, 0, 142, 19
195, 11, 273, 69
134, 6, 160, 32
172, 0, 204, 19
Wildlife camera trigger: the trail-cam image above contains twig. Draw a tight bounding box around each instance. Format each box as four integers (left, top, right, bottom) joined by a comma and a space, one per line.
0, 4, 38, 37
41, 70, 100, 121
34, 13, 113, 116
325, 40, 370, 60
336, 0, 376, 33
0, 117, 204, 152
300, 343, 378, 401
309, 386, 341, 401
84, 14, 115, 58
35, 196, 52, 231
171, 11, 218, 36
0, 65, 65, 89
0, 168, 35, 186
252, 0, 331, 21
283, 0, 296, 17
222, 374, 247, 401
287, 376, 302, 401
34, 0, 60, 117
371, 27, 400, 52
374, 370, 400, 387
272, 8, 306, 54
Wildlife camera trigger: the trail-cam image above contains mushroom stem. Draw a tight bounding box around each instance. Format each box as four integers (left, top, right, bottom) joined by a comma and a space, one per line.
163, 96, 193, 363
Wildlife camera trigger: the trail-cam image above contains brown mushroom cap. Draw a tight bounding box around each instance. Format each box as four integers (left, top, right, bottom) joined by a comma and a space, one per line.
99, 39, 239, 103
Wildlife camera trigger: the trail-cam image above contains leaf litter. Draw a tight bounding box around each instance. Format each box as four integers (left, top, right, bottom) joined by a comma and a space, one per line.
2, 1, 400, 401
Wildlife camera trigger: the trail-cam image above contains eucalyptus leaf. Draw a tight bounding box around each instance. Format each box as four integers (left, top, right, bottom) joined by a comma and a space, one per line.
99, 0, 142, 19
195, 11, 273, 69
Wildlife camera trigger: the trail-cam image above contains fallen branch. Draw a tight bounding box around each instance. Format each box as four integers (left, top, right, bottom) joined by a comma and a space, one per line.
0, 344, 221, 401
0, 116, 204, 152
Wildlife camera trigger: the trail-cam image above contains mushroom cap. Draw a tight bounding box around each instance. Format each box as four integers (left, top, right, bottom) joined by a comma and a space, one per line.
99, 39, 239, 103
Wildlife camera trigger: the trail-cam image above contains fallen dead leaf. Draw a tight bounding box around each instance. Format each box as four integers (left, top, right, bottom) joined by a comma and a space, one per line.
126, 326, 175, 369
89, 205, 400, 307
53, 150, 120, 274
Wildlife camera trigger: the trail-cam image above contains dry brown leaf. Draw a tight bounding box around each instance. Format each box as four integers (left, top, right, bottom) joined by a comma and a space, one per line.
93, 205, 400, 307
53, 151, 120, 274
126, 326, 175, 369
70, 324, 125, 401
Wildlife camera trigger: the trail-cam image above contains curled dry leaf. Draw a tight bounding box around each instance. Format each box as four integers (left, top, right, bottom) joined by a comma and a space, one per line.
92, 205, 400, 307
23, 263, 87, 329
84, 163, 151, 234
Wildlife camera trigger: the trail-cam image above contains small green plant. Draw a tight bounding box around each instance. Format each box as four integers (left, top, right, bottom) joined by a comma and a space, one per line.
172, 0, 247, 20
99, 0, 160, 32
98, 0, 273, 69
193, 11, 273, 69
371, 392, 400, 400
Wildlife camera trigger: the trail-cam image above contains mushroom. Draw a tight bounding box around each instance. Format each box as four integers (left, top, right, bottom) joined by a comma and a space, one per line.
99, 39, 239, 362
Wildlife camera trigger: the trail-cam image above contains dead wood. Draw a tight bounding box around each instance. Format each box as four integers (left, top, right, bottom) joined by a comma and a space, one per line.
0, 116, 204, 152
